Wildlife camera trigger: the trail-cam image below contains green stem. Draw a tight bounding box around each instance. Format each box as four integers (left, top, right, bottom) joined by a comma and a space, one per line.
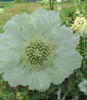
83, 36, 87, 67
61, 90, 69, 100
0, 80, 3, 98
80, 36, 86, 67
49, 0, 51, 10
73, 0, 78, 9
61, 79, 79, 100
49, 0, 54, 10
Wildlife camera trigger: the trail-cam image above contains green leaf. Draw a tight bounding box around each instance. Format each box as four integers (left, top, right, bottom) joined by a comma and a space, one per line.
7, 93, 16, 100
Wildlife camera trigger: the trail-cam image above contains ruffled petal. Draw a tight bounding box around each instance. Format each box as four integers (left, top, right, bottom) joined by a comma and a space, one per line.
46, 67, 69, 84
28, 9, 60, 35
49, 50, 82, 84
3, 13, 32, 40
0, 33, 22, 50
0, 50, 21, 73
46, 48, 82, 85
3, 66, 51, 91
46, 25, 80, 48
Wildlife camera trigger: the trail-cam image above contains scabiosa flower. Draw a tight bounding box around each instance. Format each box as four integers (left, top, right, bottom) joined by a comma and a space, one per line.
78, 80, 87, 95
71, 17, 87, 36
0, 9, 82, 91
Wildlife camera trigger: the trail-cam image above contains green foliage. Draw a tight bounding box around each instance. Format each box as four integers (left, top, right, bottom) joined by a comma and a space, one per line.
60, 7, 76, 27
0, 75, 15, 100
0, 27, 4, 33
49, 0, 54, 10
15, 0, 27, 3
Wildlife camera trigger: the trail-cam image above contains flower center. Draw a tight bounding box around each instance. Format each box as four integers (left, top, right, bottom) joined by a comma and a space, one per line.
26, 40, 49, 65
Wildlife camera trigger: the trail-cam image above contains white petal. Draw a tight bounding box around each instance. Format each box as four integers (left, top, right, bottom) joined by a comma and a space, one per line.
46, 25, 80, 48
28, 71, 51, 91
46, 67, 69, 84
3, 66, 51, 91
0, 33, 22, 50
29, 9, 60, 35
0, 50, 20, 73
3, 13, 31, 40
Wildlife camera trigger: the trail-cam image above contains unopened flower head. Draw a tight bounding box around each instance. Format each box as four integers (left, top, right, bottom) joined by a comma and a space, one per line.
78, 80, 87, 95
71, 17, 87, 36
0, 9, 82, 91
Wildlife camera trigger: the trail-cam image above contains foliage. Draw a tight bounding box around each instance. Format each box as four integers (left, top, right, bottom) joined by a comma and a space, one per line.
60, 7, 76, 27
0, 27, 4, 33
15, 0, 27, 3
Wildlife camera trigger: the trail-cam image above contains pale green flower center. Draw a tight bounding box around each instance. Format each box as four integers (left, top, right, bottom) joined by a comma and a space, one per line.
26, 40, 50, 65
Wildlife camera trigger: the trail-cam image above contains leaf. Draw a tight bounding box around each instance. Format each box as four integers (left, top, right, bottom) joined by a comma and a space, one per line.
7, 93, 16, 100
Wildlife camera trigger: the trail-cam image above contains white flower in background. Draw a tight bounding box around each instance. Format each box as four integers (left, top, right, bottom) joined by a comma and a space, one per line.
57, 0, 61, 3
71, 17, 87, 37
76, 9, 80, 15
58, 6, 61, 11
0, 9, 82, 91
57, 88, 61, 100
0, 8, 5, 15
57, 0, 61, 11
78, 80, 87, 95
75, 8, 85, 17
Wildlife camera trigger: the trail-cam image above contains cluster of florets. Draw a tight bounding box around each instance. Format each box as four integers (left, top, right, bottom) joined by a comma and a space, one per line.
71, 17, 87, 36
26, 40, 50, 65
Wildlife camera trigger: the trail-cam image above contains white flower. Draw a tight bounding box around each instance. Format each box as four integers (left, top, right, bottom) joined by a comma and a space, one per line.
0, 8, 5, 14
0, 9, 82, 91
57, 0, 61, 3
76, 9, 80, 15
78, 80, 87, 95
71, 17, 87, 37
57, 88, 61, 100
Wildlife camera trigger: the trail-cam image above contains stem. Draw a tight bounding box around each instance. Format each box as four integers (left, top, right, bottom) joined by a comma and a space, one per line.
61, 90, 69, 100
49, 0, 54, 10
61, 79, 79, 100
73, 0, 77, 9
49, 0, 51, 10
0, 80, 3, 97
58, 2, 60, 10
80, 36, 86, 67
83, 36, 87, 67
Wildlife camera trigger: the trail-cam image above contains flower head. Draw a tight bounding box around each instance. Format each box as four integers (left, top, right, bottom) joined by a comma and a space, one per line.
78, 80, 87, 95
71, 17, 87, 36
76, 9, 80, 15
0, 9, 82, 91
